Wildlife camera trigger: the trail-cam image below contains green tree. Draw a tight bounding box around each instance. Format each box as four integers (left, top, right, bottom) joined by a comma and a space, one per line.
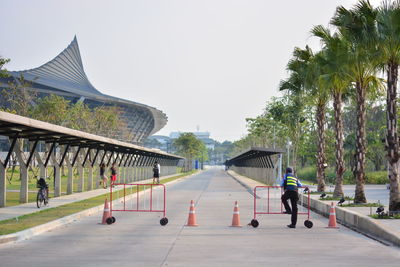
65, 101, 93, 131
173, 133, 203, 171
0, 56, 10, 78
1, 75, 37, 117
91, 106, 122, 138
311, 25, 352, 197
30, 94, 69, 125
376, 0, 400, 212
280, 46, 329, 191
331, 0, 383, 203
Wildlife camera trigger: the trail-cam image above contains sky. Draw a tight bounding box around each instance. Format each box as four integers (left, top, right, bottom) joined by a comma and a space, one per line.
0, 0, 381, 142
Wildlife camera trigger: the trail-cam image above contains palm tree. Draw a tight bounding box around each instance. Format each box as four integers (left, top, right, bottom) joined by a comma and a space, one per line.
376, 0, 400, 212
306, 51, 330, 193
331, 0, 382, 203
280, 46, 329, 191
311, 25, 351, 198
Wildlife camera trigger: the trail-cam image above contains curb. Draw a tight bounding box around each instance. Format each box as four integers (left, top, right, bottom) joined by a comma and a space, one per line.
299, 194, 400, 247
226, 170, 256, 196
0, 171, 200, 246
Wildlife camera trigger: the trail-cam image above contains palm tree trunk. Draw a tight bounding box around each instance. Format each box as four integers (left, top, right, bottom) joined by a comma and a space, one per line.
333, 91, 345, 198
386, 61, 400, 212
316, 102, 326, 192
354, 81, 367, 203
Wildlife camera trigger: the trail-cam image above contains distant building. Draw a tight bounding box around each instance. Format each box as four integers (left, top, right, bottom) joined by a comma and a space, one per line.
0, 36, 167, 144
144, 135, 173, 153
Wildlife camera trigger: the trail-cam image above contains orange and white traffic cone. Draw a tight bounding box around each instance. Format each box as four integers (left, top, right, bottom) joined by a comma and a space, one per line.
186, 200, 198, 226
101, 198, 110, 225
231, 201, 242, 227
326, 202, 339, 229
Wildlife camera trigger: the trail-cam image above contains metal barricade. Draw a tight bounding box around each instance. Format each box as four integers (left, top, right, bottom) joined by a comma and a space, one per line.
107, 183, 168, 226
249, 186, 313, 228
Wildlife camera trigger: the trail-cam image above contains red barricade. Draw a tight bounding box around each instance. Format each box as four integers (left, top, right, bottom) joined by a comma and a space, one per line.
250, 186, 313, 228
106, 183, 168, 226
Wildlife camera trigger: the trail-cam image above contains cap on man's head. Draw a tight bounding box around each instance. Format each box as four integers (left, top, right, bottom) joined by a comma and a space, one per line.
286, 167, 293, 174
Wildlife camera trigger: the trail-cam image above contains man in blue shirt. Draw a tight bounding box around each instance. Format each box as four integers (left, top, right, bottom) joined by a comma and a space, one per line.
281, 167, 303, 228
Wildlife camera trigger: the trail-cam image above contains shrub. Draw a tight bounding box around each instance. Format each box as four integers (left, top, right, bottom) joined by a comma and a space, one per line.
296, 167, 387, 184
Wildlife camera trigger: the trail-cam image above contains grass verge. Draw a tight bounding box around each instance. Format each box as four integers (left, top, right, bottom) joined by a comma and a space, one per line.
321, 196, 353, 201
369, 214, 400, 219
340, 202, 381, 207
0, 170, 197, 235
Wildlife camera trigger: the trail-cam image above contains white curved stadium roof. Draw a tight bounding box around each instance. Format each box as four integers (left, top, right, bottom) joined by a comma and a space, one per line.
9, 36, 167, 137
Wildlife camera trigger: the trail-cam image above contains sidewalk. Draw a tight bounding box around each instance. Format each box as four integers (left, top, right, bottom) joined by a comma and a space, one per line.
227, 170, 400, 247
0, 174, 178, 222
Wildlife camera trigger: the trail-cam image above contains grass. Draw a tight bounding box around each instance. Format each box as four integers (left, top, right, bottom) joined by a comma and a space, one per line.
309, 191, 333, 195
0, 170, 197, 235
369, 214, 400, 219
339, 202, 381, 207
320, 196, 353, 201
6, 192, 38, 207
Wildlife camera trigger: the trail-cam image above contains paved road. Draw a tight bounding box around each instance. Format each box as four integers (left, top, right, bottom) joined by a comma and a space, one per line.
0, 169, 399, 267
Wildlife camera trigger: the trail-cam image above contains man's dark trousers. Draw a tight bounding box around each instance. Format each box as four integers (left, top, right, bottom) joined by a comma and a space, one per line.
281, 190, 298, 226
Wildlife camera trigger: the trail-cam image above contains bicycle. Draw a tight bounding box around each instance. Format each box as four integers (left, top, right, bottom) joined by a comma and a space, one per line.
36, 177, 49, 208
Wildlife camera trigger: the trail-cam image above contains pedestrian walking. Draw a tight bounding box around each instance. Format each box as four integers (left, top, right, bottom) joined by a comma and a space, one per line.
111, 163, 117, 186
152, 161, 160, 184
99, 163, 108, 189
281, 167, 305, 228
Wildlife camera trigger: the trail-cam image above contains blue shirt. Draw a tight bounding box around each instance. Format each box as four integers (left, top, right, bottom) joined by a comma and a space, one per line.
281, 173, 302, 191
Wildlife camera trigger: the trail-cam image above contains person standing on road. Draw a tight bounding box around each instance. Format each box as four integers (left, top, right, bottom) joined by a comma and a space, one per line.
110, 163, 117, 187
99, 163, 108, 189
153, 161, 160, 184
281, 167, 304, 228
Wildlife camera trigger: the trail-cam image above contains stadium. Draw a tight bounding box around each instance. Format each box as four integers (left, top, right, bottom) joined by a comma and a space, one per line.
0, 36, 167, 144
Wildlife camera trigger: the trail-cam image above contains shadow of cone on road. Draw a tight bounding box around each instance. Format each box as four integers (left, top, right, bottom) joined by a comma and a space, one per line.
326, 202, 339, 229
231, 201, 242, 227
186, 200, 198, 226
101, 198, 110, 225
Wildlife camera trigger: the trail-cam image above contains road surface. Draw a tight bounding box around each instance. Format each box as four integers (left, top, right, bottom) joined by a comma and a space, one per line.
0, 168, 399, 266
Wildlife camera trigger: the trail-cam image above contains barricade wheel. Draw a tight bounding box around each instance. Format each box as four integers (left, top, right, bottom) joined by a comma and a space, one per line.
106, 217, 113, 225
111, 217, 116, 224
250, 219, 259, 228
160, 217, 168, 226
304, 220, 313, 228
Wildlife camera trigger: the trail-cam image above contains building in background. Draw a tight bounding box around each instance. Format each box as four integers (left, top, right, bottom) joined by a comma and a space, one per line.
0, 36, 167, 144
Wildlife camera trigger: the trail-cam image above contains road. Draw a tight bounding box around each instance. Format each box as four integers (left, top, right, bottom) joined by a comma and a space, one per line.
0, 168, 399, 267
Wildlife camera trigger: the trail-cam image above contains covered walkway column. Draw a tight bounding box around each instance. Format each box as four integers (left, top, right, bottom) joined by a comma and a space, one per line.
0, 163, 6, 207
14, 139, 32, 203
76, 147, 85, 192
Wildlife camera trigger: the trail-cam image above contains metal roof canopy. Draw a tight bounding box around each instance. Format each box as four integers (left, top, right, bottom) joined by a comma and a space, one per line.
225, 147, 284, 167
0, 111, 182, 166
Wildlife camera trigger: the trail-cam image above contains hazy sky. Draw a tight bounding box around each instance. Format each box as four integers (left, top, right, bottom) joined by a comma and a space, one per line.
0, 0, 381, 142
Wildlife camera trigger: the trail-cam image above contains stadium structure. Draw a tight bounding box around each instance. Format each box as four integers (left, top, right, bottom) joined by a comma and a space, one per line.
0, 36, 167, 144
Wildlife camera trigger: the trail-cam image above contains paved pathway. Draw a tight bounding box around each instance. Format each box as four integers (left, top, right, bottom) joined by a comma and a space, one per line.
0, 168, 399, 266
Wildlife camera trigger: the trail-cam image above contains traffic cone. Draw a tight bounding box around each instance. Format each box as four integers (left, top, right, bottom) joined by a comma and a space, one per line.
101, 198, 110, 225
186, 200, 198, 226
230, 201, 242, 227
326, 202, 339, 229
